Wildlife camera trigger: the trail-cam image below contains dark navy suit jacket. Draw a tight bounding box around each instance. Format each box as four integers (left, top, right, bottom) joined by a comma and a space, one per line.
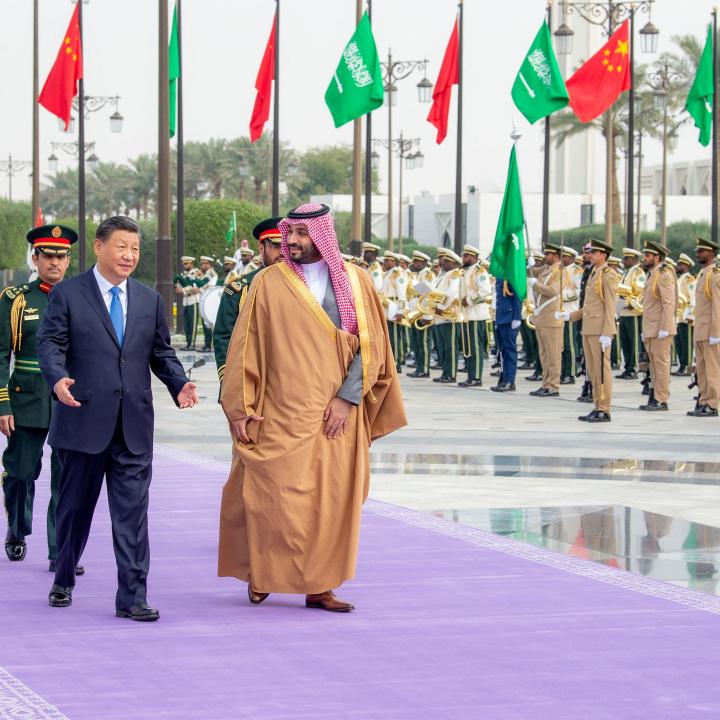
495, 279, 522, 326
38, 268, 188, 455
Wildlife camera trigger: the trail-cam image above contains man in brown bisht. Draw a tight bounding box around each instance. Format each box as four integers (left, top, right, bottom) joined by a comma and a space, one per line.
557, 238, 618, 423
219, 203, 406, 613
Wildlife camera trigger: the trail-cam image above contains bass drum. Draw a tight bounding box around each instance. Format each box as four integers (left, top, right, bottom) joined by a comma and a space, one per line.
199, 286, 224, 328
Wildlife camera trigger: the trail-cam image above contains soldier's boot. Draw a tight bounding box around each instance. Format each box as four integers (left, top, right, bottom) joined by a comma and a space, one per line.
5, 528, 26, 562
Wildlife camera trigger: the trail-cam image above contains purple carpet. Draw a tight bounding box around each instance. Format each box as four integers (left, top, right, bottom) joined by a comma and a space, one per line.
1, 446, 720, 719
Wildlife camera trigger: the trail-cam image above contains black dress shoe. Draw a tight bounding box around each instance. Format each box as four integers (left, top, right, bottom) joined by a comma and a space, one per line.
687, 404, 719, 417
491, 382, 515, 392
432, 375, 448, 382
586, 410, 611, 423
48, 560, 85, 575
116, 603, 160, 622
525, 373, 542, 382
435, 377, 456, 384
490, 370, 502, 377
5, 532, 26, 562
457, 379, 482, 387
408, 371, 430, 378
519, 362, 534, 370
639, 400, 668, 411
560, 376, 576, 385
48, 584, 72, 607
615, 370, 638, 379
672, 368, 690, 376
578, 410, 593, 421
641, 385, 650, 395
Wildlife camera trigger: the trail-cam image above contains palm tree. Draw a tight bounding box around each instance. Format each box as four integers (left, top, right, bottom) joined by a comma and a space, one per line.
127, 154, 157, 219
41, 168, 79, 218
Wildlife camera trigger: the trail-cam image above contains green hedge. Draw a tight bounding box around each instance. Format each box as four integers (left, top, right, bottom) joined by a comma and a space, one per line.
0, 200, 33, 270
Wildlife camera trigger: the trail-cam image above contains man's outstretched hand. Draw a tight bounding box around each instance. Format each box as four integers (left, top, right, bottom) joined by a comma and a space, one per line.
230, 414, 265, 444
177, 382, 199, 409
54, 378, 81, 407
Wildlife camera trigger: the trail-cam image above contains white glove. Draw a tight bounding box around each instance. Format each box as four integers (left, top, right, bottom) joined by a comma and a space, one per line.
528, 277, 537, 288
710, 337, 720, 346
527, 256, 536, 269
658, 330, 669, 340
555, 310, 570, 321
683, 308, 692, 322
599, 335, 612, 351
511, 320, 521, 330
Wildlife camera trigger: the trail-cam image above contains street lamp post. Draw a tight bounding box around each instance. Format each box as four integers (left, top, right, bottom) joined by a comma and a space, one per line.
379, 51, 432, 252
647, 60, 684, 245
373, 134, 422, 254
554, 1, 658, 249
0, 154, 32, 202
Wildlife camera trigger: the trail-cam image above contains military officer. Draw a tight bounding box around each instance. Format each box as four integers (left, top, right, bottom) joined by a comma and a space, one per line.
362, 242, 384, 293
222, 256, 238, 285
639, 241, 677, 411
559, 238, 618, 422
408, 251, 435, 378
214, 218, 283, 393
688, 238, 720, 417
174, 255, 201, 350
432, 250, 462, 383
381, 251, 408, 371
527, 243, 568, 397
1, 225, 82, 573
458, 245, 491, 387
674, 252, 696, 376
577, 241, 595, 403
616, 248, 645, 380
560, 247, 580, 384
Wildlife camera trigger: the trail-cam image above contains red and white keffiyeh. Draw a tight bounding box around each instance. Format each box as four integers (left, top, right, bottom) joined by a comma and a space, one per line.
279, 203, 359, 336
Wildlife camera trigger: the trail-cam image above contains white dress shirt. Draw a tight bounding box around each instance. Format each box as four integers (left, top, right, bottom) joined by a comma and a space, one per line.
303, 259, 329, 305
93, 264, 128, 329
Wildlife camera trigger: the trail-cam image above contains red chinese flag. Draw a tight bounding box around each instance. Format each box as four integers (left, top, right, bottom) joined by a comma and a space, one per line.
35, 207, 44, 228
427, 19, 459, 144
37, 4, 83, 130
249, 13, 276, 143
566, 20, 631, 123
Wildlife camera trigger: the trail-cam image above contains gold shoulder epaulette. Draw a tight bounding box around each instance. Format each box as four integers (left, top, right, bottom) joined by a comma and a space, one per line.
0, 286, 16, 300
225, 280, 243, 296
451, 269, 461, 279
602, 267, 610, 274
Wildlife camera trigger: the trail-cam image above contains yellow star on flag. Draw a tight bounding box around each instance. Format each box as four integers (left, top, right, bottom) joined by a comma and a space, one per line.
615, 40, 629, 56
603, 49, 611, 57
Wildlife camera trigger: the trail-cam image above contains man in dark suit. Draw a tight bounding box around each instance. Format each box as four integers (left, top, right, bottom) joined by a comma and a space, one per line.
38, 216, 198, 621
490, 278, 522, 393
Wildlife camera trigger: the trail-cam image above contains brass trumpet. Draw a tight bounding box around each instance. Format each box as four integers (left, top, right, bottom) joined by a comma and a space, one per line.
522, 298, 536, 330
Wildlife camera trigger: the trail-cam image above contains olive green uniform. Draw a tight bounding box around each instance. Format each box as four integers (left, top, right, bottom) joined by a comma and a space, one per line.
213, 267, 262, 397
0, 279, 60, 559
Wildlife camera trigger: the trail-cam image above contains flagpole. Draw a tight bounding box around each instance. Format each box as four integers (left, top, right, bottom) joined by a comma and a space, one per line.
511, 125, 532, 259
77, 0, 86, 271
175, 0, 184, 333
157, 0, 173, 325
350, 0, 363, 257
32, 0, 40, 228
364, 0, 373, 249
272, 0, 280, 216
625, 4, 635, 250
713, 8, 718, 248
541, 0, 552, 247
453, 0, 464, 255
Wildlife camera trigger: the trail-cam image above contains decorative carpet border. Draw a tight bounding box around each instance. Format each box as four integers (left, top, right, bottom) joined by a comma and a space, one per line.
0, 668, 69, 720
153, 444, 720, 616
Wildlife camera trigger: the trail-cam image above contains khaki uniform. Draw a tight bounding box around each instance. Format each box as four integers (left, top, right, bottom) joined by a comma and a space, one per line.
642, 263, 677, 403
693, 264, 720, 409
530, 263, 566, 391
570, 264, 618, 413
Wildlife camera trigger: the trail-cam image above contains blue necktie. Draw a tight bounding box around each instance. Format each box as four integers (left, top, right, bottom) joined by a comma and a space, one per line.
109, 286, 124, 346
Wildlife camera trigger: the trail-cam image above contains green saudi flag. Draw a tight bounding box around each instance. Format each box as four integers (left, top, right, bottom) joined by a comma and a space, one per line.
489, 146, 528, 301
685, 25, 714, 147
169, 2, 180, 138
225, 211, 237, 248
325, 12, 383, 128
511, 21, 568, 125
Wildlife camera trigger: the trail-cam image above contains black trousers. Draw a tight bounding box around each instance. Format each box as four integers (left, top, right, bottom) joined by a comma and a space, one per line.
618, 315, 642, 373
202, 323, 213, 350
182, 304, 198, 348
675, 322, 693, 370
2, 426, 60, 559
54, 415, 152, 609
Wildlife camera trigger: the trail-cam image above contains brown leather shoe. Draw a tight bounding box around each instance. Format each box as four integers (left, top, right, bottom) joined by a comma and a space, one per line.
305, 590, 355, 613
247, 583, 269, 606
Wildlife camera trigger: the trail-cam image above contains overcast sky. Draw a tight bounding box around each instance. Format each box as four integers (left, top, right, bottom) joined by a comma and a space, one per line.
0, 0, 714, 204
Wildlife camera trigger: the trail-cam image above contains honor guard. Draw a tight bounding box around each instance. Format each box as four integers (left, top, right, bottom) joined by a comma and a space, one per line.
616, 248, 645, 380
560, 247, 580, 384
362, 242, 384, 293
174, 256, 201, 350
1, 225, 83, 572
432, 249, 463, 383
195, 256, 218, 352
214, 218, 283, 393
407, 251, 435, 378
458, 245, 491, 387
687, 238, 720, 416
490, 276, 522, 393
560, 238, 618, 422
380, 252, 408, 371
576, 242, 596, 402
674, 252, 696, 376
639, 241, 677, 411
523, 251, 545, 381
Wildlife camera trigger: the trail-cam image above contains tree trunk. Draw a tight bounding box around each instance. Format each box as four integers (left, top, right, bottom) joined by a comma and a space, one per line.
254, 176, 263, 205
612, 145, 622, 227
